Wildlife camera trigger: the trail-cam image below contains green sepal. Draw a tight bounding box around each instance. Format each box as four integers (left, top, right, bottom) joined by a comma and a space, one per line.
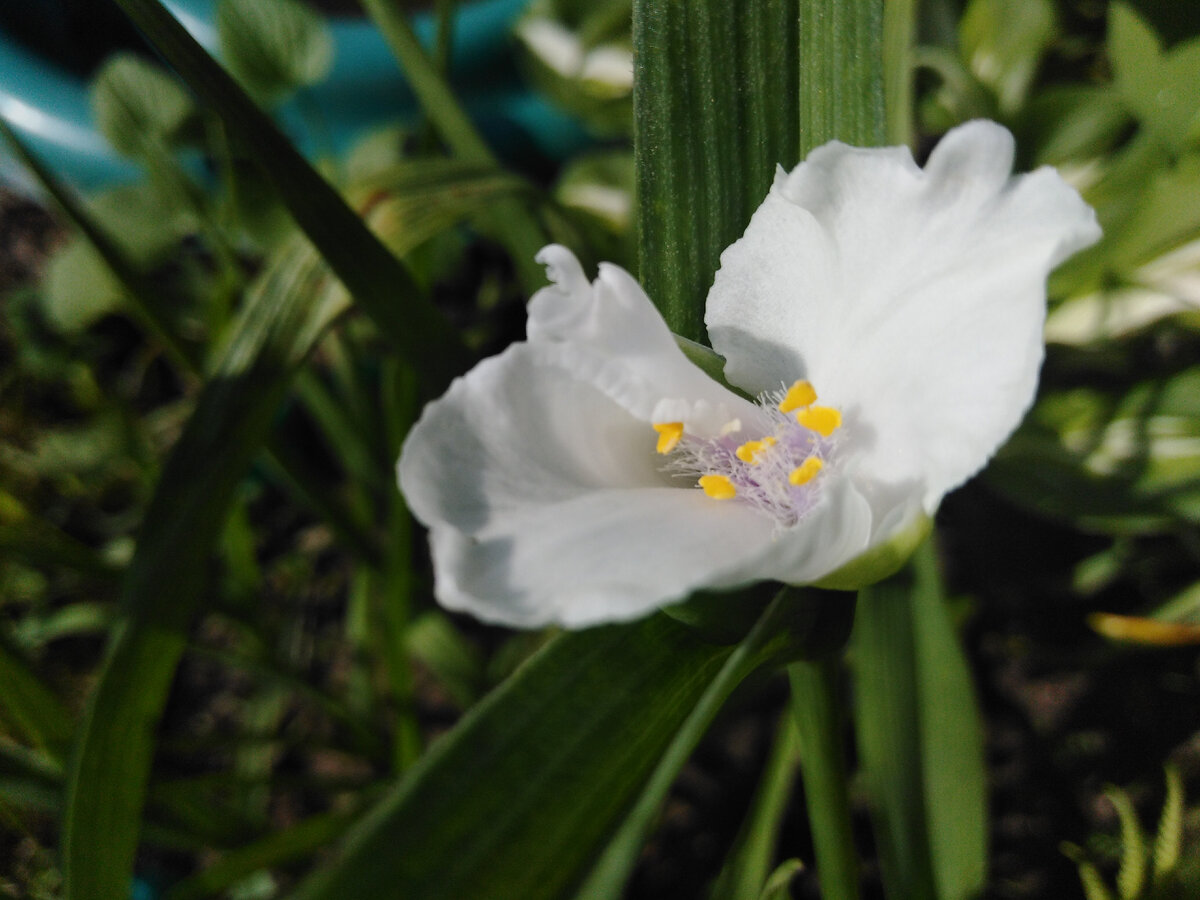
813, 512, 933, 591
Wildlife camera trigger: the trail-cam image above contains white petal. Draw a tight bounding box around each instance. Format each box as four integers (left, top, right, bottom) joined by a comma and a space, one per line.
398, 343, 667, 537
706, 120, 1101, 510
529, 245, 759, 434
398, 304, 783, 628
429, 488, 780, 628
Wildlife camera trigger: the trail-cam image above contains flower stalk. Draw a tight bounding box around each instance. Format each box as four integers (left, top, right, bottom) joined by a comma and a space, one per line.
790, 655, 861, 900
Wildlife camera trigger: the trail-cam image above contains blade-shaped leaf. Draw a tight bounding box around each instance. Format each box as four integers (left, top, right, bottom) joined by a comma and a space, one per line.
288, 614, 735, 900
0, 633, 74, 756
111, 0, 470, 390
60, 162, 535, 900
357, 0, 550, 293
633, 0, 800, 340
852, 541, 987, 900
62, 236, 344, 900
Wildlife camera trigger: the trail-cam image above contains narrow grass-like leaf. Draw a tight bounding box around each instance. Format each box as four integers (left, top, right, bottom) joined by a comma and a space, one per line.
1152, 765, 1184, 883
709, 711, 802, 900
1062, 843, 1118, 900
909, 543, 988, 900
289, 614, 735, 900
0, 118, 199, 373
62, 237, 343, 900
60, 151, 528, 898
852, 540, 987, 900
357, 0, 549, 293
759, 860, 804, 900
633, 0, 800, 340
112, 0, 470, 389
0, 740, 64, 814
789, 657, 860, 900
0, 634, 74, 756
1105, 785, 1147, 900
574, 592, 813, 899
852, 567, 938, 899
163, 811, 356, 900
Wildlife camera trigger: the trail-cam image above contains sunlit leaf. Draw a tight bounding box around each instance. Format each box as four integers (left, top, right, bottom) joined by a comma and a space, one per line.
217, 0, 334, 103
91, 53, 197, 159
959, 0, 1057, 116
1109, 3, 1200, 153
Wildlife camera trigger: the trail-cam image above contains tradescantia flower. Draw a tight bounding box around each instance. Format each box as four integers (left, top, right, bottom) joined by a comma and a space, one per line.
397, 121, 1100, 629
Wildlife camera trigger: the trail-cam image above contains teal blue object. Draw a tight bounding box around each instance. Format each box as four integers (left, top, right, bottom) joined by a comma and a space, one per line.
0, 0, 590, 194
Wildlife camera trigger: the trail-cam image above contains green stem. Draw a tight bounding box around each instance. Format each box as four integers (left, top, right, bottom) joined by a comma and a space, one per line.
788, 658, 860, 900
709, 707, 803, 899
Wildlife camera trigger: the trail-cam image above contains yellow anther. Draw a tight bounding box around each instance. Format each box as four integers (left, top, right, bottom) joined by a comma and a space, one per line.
788, 457, 824, 486
653, 422, 684, 454
796, 405, 842, 437
699, 474, 737, 499
735, 436, 776, 465
778, 379, 818, 413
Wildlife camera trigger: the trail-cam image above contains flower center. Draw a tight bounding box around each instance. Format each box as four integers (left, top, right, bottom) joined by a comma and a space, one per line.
652, 380, 842, 527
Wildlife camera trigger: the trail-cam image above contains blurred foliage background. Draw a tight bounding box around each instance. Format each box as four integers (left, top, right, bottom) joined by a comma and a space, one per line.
1, 0, 1199, 898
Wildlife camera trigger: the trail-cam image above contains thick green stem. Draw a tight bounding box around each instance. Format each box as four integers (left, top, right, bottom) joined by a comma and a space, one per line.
788, 658, 860, 900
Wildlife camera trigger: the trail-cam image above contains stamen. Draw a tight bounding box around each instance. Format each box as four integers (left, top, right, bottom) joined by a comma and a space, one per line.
698, 474, 737, 499
778, 379, 817, 413
796, 405, 842, 437
788, 456, 823, 486
735, 436, 776, 464
653, 421, 684, 454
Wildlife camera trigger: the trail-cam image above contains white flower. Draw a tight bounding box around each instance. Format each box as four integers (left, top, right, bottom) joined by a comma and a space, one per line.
397, 121, 1100, 629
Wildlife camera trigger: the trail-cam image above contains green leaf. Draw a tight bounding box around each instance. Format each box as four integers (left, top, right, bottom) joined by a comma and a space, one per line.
986, 369, 1200, 534
288, 614, 735, 900
0, 117, 200, 373
403, 612, 485, 710
852, 541, 988, 900
163, 811, 356, 900
709, 712, 803, 900
1105, 785, 1147, 900
1062, 843, 1118, 900
798, 0, 885, 154
62, 235, 345, 900
91, 53, 197, 159
959, 0, 1057, 116
759, 860, 804, 900
789, 655, 860, 900
111, 0, 470, 390
357, 0, 550, 294
571, 592, 813, 900
0, 633, 74, 756
909, 544, 988, 900
1109, 3, 1200, 153
1153, 765, 1185, 883
41, 239, 127, 333
515, 1, 635, 137
633, 0, 800, 340
216, 0, 334, 103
